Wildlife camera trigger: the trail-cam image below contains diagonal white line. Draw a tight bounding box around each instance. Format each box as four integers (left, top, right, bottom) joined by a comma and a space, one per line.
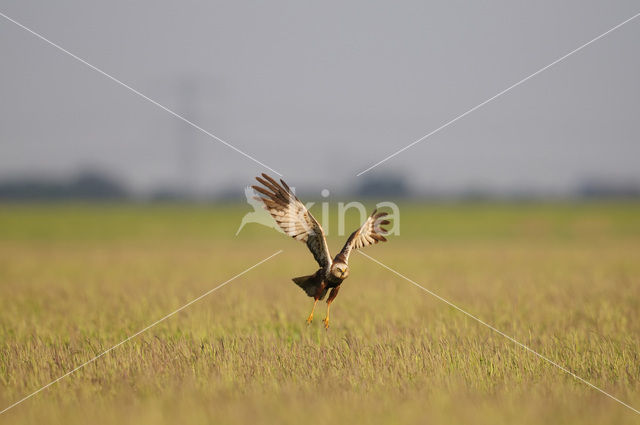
0, 250, 283, 415
356, 11, 640, 176
0, 11, 283, 177
358, 250, 640, 416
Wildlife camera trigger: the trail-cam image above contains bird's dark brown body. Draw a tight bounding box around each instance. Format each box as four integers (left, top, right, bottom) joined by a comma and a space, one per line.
292, 261, 346, 300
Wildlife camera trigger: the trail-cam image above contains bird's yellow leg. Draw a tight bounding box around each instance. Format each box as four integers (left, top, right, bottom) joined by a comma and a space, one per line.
322, 303, 331, 329
323, 287, 340, 330
306, 299, 318, 324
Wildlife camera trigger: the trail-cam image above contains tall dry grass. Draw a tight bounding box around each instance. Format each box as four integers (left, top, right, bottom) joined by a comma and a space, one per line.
0, 203, 639, 424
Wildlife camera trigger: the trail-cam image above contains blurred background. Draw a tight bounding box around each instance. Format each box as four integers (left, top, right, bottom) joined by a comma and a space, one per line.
1, 0, 639, 202
2, 3, 640, 424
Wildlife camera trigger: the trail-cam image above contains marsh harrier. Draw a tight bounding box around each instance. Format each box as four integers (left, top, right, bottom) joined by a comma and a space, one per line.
252, 174, 389, 328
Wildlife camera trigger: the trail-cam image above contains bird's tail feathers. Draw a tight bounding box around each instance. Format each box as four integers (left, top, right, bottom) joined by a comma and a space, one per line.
292, 274, 326, 298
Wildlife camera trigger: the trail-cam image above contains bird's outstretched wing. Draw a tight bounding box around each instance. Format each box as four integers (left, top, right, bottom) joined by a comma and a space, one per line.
252, 174, 332, 269
335, 209, 389, 263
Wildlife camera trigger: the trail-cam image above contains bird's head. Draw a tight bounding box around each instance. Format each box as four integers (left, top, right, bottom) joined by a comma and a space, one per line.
331, 262, 349, 280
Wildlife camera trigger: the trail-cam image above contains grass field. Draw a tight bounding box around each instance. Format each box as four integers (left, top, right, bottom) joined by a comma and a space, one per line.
1, 202, 639, 424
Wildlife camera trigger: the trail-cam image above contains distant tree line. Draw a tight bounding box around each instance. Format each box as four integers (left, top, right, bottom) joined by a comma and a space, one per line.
0, 171, 639, 201
577, 180, 640, 199
0, 172, 128, 200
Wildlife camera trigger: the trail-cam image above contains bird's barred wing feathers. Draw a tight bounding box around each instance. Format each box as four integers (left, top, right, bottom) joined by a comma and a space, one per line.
336, 210, 389, 263
252, 174, 332, 269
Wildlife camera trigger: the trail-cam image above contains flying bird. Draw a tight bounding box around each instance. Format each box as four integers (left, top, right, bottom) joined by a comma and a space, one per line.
252, 174, 390, 329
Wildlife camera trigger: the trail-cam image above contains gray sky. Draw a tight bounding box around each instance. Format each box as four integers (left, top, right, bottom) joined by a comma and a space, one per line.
1, 1, 639, 195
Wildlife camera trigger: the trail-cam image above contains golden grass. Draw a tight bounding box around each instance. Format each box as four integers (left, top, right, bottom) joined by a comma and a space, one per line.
0, 203, 639, 424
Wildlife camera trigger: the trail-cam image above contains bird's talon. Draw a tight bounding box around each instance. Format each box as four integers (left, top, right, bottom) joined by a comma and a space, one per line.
306, 315, 313, 325
323, 318, 329, 329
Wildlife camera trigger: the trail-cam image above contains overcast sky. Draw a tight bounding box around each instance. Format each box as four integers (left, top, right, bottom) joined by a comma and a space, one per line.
1, 1, 638, 195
